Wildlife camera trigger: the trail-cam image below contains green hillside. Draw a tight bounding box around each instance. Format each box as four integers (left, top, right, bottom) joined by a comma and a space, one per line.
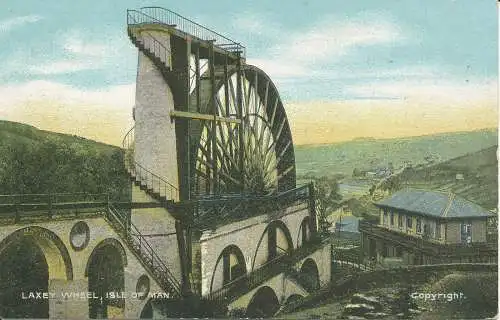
0, 120, 130, 200
295, 129, 498, 179
399, 145, 498, 209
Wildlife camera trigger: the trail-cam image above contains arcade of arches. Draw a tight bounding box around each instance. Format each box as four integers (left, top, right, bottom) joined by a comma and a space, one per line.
0, 226, 129, 319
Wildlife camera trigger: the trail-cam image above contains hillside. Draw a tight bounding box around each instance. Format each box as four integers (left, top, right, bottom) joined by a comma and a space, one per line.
295, 129, 498, 179
0, 120, 130, 200
398, 145, 498, 209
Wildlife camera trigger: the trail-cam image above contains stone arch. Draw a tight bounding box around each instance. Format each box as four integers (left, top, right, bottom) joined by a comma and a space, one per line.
210, 245, 247, 292
84, 238, 127, 277
252, 220, 294, 270
85, 238, 127, 319
296, 216, 312, 247
0, 226, 73, 280
246, 286, 280, 318
0, 226, 73, 318
299, 258, 320, 291
139, 299, 153, 319
284, 293, 304, 306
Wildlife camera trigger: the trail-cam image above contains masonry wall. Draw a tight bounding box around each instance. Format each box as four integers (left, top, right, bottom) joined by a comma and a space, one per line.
130, 184, 182, 284
472, 219, 487, 243
228, 273, 308, 313
134, 28, 179, 199
445, 221, 461, 244
199, 202, 310, 296
0, 217, 165, 319
381, 209, 447, 242
297, 244, 331, 287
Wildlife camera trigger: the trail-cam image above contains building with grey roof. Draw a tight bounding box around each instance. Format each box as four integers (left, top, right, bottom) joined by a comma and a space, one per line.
359, 189, 497, 266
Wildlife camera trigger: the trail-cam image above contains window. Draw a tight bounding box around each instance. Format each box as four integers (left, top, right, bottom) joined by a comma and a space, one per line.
435, 222, 441, 239
390, 212, 394, 226
383, 209, 388, 225
406, 217, 412, 229
398, 214, 403, 228
416, 218, 422, 233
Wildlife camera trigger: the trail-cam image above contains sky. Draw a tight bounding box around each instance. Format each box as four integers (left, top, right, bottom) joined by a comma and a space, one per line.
0, 0, 497, 145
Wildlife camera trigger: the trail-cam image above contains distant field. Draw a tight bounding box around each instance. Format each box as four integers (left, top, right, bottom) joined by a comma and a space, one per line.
295, 129, 498, 179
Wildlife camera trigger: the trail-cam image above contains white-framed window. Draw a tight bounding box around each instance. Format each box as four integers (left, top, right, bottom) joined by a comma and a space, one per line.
435, 222, 441, 239
416, 218, 422, 234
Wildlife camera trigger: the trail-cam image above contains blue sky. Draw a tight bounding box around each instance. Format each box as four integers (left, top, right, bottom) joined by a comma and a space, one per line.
0, 0, 497, 144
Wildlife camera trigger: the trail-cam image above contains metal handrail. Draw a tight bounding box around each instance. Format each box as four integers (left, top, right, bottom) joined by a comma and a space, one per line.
192, 183, 311, 203
107, 203, 182, 295
127, 10, 171, 67
205, 236, 325, 303
122, 126, 135, 150
205, 253, 290, 304
130, 161, 179, 201
138, 6, 246, 57
122, 126, 179, 202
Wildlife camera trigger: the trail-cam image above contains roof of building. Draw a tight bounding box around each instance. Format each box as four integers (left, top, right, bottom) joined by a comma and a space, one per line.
375, 189, 493, 219
335, 215, 360, 233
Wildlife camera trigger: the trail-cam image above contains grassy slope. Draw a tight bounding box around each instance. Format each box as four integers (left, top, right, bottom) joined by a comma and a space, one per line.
400, 145, 498, 209
295, 129, 498, 179
0, 120, 130, 200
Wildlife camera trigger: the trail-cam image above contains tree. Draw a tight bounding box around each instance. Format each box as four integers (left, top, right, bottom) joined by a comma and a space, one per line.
314, 177, 342, 236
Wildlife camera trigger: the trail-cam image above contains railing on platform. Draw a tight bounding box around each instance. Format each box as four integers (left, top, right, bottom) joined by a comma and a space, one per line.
127, 10, 172, 67
191, 183, 313, 230
193, 182, 312, 204
0, 192, 109, 223
122, 126, 179, 202
359, 220, 498, 255
0, 192, 108, 205
106, 203, 182, 297
138, 6, 245, 57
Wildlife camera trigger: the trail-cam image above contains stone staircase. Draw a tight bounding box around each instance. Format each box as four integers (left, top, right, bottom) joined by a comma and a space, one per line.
122, 126, 179, 204
105, 203, 182, 299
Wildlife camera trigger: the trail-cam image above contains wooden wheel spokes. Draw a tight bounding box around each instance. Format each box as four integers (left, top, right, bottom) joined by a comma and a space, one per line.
191, 65, 295, 196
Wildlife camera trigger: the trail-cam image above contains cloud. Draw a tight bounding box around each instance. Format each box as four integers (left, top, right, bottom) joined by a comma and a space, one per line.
3, 29, 134, 76
0, 80, 135, 109
244, 11, 404, 81
28, 61, 101, 75
344, 78, 497, 103
62, 35, 110, 57
278, 14, 403, 64
248, 58, 309, 78
231, 12, 282, 39
0, 15, 43, 33
232, 14, 267, 35
0, 81, 135, 146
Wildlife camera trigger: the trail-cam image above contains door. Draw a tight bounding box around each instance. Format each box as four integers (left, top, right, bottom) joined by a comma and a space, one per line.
461, 221, 472, 244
